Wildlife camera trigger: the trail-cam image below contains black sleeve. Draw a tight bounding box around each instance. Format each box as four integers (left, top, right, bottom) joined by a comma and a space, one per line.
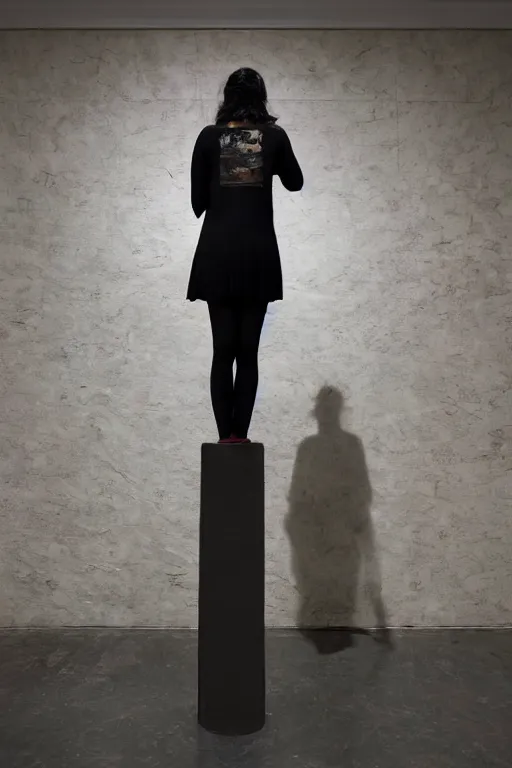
191, 127, 211, 218
274, 129, 304, 192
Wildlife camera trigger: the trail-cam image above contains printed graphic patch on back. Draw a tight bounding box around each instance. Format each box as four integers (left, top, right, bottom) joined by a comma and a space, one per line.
219, 128, 263, 187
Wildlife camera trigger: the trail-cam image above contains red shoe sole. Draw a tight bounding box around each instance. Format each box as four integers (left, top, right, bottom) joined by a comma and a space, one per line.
218, 437, 251, 444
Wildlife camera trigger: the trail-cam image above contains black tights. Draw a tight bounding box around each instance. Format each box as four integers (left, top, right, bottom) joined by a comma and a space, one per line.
208, 301, 268, 440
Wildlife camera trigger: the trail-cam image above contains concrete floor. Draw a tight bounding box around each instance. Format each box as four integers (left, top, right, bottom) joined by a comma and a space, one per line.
0, 628, 510, 767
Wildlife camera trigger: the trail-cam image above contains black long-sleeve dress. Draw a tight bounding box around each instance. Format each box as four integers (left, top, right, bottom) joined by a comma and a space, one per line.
186, 122, 304, 303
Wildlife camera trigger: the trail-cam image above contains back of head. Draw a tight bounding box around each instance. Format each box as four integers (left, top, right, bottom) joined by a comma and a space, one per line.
215, 67, 278, 126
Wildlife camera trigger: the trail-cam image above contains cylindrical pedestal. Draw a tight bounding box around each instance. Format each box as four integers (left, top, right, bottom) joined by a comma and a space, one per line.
198, 442, 265, 735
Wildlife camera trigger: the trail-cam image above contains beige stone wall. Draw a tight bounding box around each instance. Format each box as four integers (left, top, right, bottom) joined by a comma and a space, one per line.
0, 31, 511, 627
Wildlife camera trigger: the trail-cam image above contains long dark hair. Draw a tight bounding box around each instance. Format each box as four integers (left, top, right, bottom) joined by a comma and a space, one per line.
215, 68, 278, 125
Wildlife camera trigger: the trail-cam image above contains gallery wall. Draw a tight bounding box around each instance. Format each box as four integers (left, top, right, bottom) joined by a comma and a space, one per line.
0, 30, 511, 627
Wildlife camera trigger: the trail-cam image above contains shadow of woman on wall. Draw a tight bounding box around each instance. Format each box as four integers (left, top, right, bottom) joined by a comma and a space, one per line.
285, 385, 391, 655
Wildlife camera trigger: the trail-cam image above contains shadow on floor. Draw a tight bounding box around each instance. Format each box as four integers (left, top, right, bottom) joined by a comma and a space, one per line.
285, 385, 391, 654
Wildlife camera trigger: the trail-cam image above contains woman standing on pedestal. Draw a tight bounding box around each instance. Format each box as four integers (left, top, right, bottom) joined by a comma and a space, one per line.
187, 68, 304, 443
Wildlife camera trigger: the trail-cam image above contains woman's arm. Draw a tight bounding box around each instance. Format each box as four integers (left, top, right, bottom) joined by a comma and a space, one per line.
274, 129, 304, 192
191, 128, 210, 218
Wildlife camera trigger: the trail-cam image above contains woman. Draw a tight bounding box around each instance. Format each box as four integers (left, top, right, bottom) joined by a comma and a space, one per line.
187, 68, 304, 444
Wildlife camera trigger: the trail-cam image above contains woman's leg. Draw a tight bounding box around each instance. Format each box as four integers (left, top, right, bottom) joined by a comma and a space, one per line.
232, 302, 268, 439
207, 302, 237, 440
